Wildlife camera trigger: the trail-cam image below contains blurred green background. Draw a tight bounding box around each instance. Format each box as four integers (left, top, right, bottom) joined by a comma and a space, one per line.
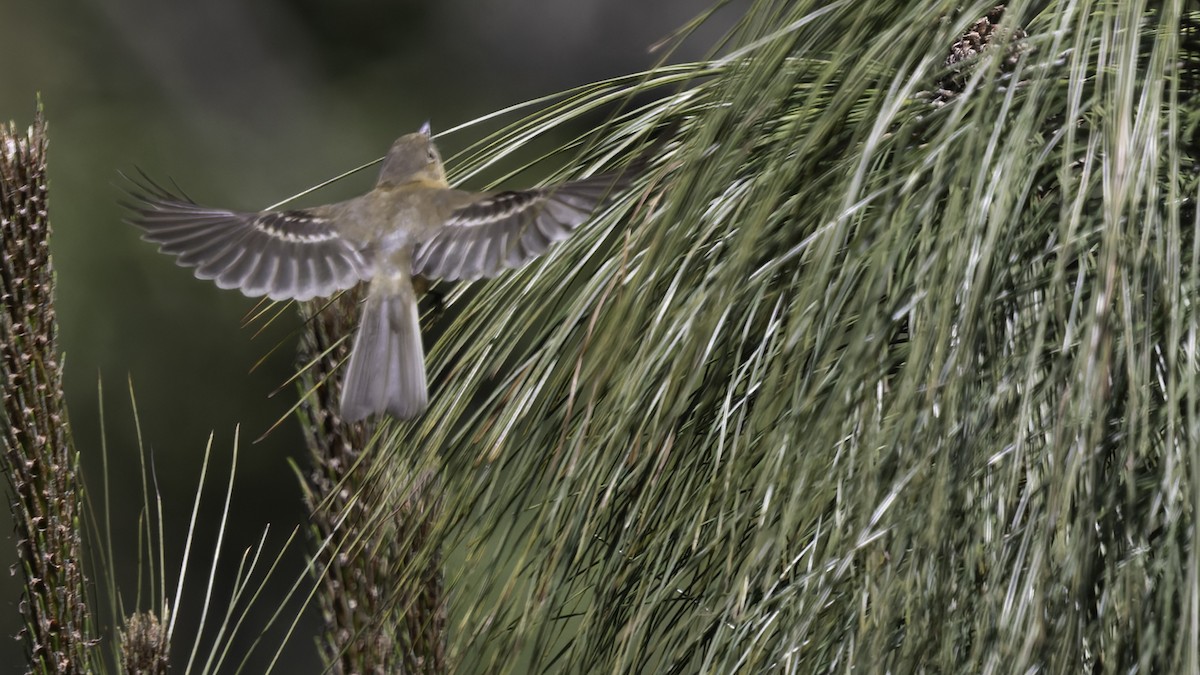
0, 0, 735, 670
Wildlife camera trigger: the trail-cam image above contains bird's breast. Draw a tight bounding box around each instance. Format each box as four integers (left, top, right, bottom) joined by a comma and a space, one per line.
384, 186, 451, 237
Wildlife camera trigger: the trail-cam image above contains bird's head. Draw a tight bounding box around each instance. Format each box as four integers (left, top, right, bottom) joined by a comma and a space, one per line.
377, 122, 445, 186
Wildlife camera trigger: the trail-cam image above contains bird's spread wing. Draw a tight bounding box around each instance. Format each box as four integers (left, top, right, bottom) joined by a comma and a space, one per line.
123, 174, 373, 302
412, 171, 630, 281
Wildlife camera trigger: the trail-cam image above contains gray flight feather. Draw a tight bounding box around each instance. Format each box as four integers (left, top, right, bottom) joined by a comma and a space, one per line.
340, 283, 427, 421
122, 174, 374, 302
412, 171, 630, 282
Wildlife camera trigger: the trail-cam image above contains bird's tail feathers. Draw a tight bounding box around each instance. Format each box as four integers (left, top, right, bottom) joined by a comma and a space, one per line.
340, 285, 428, 422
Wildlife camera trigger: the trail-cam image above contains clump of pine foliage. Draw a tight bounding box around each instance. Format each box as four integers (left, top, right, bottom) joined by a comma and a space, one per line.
354, 1, 1200, 671
3, 1, 1199, 673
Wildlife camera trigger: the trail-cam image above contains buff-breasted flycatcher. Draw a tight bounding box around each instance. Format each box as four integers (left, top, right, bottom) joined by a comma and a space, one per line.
125, 123, 636, 421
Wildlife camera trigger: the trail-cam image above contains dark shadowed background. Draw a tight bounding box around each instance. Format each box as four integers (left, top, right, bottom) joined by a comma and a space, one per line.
0, 0, 738, 670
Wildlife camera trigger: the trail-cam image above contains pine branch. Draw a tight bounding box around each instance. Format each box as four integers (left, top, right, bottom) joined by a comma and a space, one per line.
0, 108, 96, 673
296, 289, 446, 674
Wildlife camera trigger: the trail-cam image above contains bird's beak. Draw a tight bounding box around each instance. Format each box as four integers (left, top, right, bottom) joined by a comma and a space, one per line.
419, 121, 432, 136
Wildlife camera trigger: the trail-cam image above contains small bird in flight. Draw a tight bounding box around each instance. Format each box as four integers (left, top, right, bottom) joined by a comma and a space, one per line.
125, 123, 637, 422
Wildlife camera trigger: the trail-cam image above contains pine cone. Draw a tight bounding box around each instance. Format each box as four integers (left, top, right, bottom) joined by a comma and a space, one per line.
936, 5, 1028, 101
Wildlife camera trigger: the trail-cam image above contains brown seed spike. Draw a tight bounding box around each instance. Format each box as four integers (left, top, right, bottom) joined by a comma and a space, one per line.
119, 611, 170, 675
1, 105, 96, 672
